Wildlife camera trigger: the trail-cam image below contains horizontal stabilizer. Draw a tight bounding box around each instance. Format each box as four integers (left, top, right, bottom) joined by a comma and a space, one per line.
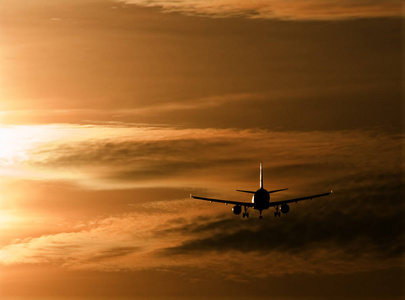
191, 194, 254, 207
236, 190, 256, 194
268, 188, 288, 194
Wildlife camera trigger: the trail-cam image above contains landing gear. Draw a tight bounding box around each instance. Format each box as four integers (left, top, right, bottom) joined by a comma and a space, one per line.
274, 205, 281, 217
259, 210, 263, 219
242, 206, 250, 218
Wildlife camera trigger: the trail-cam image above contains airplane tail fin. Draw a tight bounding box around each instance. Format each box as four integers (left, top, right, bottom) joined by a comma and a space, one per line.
260, 162, 263, 189
240, 163, 286, 192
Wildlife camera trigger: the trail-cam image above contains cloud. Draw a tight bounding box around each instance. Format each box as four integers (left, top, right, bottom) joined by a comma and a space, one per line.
158, 166, 404, 276
0, 184, 402, 277
0, 124, 401, 191
0, 212, 171, 270
0, 124, 402, 278
119, 0, 402, 20
166, 204, 403, 258
0, 154, 403, 278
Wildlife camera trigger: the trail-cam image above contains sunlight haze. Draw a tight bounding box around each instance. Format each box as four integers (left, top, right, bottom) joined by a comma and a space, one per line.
0, 0, 402, 299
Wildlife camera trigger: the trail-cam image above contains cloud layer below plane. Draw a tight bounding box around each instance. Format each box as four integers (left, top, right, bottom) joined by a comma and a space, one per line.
120, 0, 402, 20
0, 195, 403, 278
0, 123, 403, 279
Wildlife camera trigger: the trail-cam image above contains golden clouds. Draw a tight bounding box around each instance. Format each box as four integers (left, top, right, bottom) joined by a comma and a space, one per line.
0, 124, 400, 190
0, 0, 402, 297
121, 0, 402, 20
1, 1, 400, 132
0, 124, 402, 280
0, 196, 402, 276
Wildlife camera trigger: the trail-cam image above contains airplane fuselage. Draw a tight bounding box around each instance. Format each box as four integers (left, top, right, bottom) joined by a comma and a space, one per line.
191, 162, 332, 219
252, 188, 270, 211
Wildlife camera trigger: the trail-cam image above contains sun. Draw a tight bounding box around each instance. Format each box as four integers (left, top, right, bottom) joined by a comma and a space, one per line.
0, 126, 32, 165
0, 125, 64, 166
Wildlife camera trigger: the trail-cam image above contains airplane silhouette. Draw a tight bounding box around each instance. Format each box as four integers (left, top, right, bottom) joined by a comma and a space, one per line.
191, 163, 332, 219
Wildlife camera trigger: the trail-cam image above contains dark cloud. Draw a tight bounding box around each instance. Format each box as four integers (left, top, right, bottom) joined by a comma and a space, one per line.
160, 166, 404, 273
1, 125, 402, 279
86, 246, 140, 262
24, 127, 401, 189
31, 138, 232, 166
164, 208, 403, 257
28, 137, 252, 185
122, 0, 402, 20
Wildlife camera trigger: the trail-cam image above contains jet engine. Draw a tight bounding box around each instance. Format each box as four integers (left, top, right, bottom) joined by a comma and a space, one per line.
281, 204, 289, 213
232, 205, 242, 215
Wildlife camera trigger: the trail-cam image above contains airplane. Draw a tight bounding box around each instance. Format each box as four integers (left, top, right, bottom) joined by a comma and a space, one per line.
191, 163, 332, 219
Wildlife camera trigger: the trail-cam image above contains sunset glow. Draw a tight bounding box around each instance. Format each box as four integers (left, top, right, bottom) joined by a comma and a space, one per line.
0, 1, 402, 299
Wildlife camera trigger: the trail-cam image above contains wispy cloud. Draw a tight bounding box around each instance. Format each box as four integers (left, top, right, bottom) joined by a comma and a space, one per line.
1, 191, 402, 277
0, 124, 402, 279
0, 124, 401, 190
119, 0, 402, 20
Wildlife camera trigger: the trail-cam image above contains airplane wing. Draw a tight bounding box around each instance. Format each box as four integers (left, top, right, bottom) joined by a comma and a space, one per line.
191, 195, 254, 207
268, 188, 288, 194
236, 189, 255, 194
270, 191, 332, 207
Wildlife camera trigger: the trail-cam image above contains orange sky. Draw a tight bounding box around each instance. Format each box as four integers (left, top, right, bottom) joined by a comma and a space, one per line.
0, 1, 403, 299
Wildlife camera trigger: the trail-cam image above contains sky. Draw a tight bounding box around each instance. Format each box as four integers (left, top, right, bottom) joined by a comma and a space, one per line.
0, 0, 403, 299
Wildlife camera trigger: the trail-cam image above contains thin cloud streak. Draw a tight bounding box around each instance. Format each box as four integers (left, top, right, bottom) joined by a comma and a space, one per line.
0, 124, 402, 279
0, 195, 402, 277
0, 124, 401, 190
0, 93, 257, 118
120, 0, 402, 20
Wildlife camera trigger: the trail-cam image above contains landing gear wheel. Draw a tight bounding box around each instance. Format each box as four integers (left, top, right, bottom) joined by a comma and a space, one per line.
259, 215, 263, 219
274, 212, 278, 217
246, 213, 249, 218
